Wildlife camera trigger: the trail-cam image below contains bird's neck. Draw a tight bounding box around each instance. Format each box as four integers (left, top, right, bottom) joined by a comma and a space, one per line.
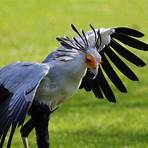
48, 52, 87, 85
64, 53, 87, 79
36, 52, 87, 109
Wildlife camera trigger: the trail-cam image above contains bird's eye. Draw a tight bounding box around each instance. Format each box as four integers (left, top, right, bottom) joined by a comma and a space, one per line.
86, 54, 94, 63
85, 54, 97, 69
86, 58, 92, 62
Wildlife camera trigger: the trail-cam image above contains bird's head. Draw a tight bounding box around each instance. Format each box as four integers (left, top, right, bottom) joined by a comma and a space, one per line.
85, 47, 102, 78
56, 24, 109, 78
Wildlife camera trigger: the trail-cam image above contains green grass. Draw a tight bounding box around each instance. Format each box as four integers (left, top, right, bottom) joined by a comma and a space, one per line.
0, 0, 148, 147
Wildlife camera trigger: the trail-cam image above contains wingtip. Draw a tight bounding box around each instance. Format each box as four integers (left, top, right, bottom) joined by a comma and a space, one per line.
109, 98, 116, 103
137, 62, 146, 67
121, 88, 128, 93
131, 76, 139, 81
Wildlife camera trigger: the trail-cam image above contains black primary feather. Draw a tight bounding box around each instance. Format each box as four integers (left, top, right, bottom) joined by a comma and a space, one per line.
79, 76, 91, 91
111, 33, 148, 51
104, 47, 139, 81
114, 27, 144, 38
0, 89, 34, 147
80, 71, 104, 98
100, 52, 127, 92
97, 68, 116, 102
89, 71, 104, 98
0, 85, 11, 105
0, 120, 12, 148
110, 39, 146, 67
7, 122, 17, 148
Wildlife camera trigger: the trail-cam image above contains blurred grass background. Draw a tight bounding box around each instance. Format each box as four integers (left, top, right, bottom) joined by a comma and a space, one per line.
0, 0, 148, 147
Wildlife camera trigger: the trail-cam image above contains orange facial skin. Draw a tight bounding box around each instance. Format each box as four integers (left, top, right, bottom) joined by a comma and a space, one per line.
85, 54, 98, 69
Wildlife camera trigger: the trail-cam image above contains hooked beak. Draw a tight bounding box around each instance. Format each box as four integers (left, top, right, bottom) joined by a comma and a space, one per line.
90, 66, 98, 79
89, 55, 102, 79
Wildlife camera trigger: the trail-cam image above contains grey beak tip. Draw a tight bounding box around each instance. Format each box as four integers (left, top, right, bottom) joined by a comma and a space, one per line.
90, 67, 98, 79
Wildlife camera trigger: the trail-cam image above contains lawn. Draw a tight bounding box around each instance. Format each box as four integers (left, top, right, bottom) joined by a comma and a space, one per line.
0, 0, 148, 147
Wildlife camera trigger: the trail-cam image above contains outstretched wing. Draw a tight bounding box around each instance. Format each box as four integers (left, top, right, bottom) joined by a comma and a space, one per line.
79, 27, 148, 102
0, 62, 49, 147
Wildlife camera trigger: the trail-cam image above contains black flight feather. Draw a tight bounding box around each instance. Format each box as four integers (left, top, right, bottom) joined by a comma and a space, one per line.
7, 122, 17, 148
97, 68, 116, 102
79, 76, 91, 91
111, 33, 148, 51
114, 27, 144, 38
100, 52, 127, 92
79, 71, 104, 98
104, 47, 139, 81
0, 120, 12, 148
91, 72, 104, 98
0, 85, 11, 105
110, 39, 146, 67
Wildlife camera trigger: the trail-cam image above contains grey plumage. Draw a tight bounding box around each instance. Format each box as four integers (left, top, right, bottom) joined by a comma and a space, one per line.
0, 62, 49, 147
0, 24, 147, 148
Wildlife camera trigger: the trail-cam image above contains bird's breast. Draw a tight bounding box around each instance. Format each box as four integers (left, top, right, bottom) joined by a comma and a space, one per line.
35, 59, 87, 110
34, 76, 82, 110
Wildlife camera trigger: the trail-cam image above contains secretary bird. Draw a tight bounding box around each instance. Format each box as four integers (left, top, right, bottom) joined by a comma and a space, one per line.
0, 24, 147, 148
